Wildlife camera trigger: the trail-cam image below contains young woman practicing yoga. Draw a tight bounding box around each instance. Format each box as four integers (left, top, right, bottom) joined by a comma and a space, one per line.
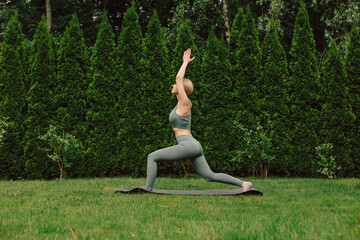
145, 48, 252, 192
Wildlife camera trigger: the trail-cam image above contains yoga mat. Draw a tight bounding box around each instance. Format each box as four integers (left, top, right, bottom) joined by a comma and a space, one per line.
114, 186, 263, 196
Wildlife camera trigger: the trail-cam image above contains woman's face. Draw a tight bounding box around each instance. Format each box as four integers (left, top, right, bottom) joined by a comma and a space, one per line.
171, 84, 178, 94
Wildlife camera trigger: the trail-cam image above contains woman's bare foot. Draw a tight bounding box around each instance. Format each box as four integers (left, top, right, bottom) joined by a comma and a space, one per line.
241, 181, 252, 192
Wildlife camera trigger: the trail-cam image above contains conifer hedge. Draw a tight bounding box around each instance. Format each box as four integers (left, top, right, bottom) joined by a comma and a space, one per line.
0, 5, 359, 179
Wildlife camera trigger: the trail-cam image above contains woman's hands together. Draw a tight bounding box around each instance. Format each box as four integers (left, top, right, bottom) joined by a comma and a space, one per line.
183, 48, 195, 64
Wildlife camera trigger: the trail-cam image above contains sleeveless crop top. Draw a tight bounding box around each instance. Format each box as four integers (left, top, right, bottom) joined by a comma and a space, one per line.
169, 105, 191, 129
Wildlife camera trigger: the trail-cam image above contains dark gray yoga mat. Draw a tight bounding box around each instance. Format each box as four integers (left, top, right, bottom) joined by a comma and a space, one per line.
114, 186, 263, 196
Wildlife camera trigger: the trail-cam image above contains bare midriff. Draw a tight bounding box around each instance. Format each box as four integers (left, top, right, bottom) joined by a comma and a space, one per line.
173, 128, 192, 138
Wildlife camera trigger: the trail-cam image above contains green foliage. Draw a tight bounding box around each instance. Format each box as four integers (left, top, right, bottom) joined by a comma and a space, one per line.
228, 7, 244, 65
164, 0, 191, 57
86, 12, 118, 177
288, 2, 320, 176
0, 11, 28, 179
345, 22, 360, 177
56, 13, 88, 142
232, 6, 262, 130
39, 125, 83, 180
319, 40, 354, 176
190, 0, 226, 54
198, 28, 234, 173
315, 143, 340, 179
115, 6, 144, 176
232, 119, 274, 179
54, 13, 88, 177
141, 10, 173, 176
24, 15, 57, 180
261, 21, 291, 176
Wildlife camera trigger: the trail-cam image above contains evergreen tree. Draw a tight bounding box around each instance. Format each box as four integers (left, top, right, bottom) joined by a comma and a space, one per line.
115, 6, 144, 176
288, 2, 320, 176
232, 6, 262, 131
86, 12, 118, 177
198, 28, 234, 173
55, 13, 88, 177
141, 10, 173, 176
0, 11, 27, 179
228, 7, 244, 66
319, 40, 354, 176
261, 21, 291, 176
345, 23, 360, 177
24, 15, 57, 179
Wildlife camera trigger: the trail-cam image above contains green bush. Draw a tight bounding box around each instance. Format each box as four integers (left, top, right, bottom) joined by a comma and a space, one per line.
39, 125, 83, 180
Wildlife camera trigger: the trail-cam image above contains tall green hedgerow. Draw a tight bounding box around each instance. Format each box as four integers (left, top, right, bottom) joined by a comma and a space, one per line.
86, 12, 118, 177
345, 22, 360, 177
24, 15, 57, 179
0, 12, 28, 179
288, 2, 320, 176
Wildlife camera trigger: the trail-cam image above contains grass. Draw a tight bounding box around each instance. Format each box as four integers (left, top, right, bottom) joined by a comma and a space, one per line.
0, 177, 359, 240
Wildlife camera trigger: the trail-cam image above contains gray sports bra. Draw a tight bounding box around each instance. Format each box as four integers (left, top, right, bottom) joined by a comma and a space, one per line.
169, 105, 191, 129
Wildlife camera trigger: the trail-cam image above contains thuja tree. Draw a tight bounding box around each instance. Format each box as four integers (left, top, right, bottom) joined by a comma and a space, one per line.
288, 2, 320, 176
230, 6, 262, 176
232, 6, 262, 130
24, 15, 57, 179
319, 40, 354, 177
261, 21, 291, 176
55, 13, 88, 177
0, 11, 27, 179
115, 6, 144, 176
228, 7, 244, 66
198, 28, 234, 173
86, 12, 118, 177
345, 22, 360, 177
141, 10, 173, 177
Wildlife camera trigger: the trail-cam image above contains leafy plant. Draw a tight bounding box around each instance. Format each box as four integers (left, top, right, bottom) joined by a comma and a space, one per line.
0, 117, 8, 146
232, 119, 274, 179
315, 143, 340, 179
39, 125, 83, 180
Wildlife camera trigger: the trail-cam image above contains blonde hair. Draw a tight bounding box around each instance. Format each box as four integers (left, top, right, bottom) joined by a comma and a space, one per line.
183, 78, 193, 96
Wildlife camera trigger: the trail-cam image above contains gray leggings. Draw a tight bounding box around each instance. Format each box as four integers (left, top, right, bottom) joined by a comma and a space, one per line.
146, 135, 244, 190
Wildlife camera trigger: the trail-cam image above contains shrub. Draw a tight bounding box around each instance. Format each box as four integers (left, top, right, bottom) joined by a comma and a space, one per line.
39, 125, 83, 180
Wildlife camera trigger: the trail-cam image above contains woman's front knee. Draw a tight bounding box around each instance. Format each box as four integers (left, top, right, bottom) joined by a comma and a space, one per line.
202, 172, 215, 182
147, 153, 156, 163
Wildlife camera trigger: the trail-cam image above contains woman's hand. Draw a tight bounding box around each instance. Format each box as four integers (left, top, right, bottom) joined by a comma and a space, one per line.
183, 48, 195, 64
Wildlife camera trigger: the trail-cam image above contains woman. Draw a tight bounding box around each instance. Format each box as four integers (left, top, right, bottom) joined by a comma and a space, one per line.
145, 48, 252, 192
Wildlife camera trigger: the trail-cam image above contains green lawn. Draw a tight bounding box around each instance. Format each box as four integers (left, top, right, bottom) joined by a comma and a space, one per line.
0, 177, 359, 239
